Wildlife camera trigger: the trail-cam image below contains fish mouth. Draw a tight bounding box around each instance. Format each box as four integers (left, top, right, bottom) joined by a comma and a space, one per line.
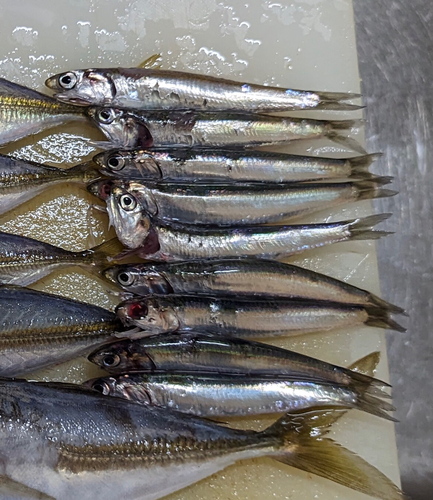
54, 93, 92, 106
102, 268, 118, 285
44, 76, 59, 90
87, 179, 113, 200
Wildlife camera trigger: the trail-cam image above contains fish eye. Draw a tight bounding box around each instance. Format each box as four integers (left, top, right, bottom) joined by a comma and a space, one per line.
119, 193, 137, 211
117, 271, 135, 287
102, 354, 121, 368
97, 108, 117, 124
91, 381, 111, 395
59, 72, 77, 90
106, 154, 125, 171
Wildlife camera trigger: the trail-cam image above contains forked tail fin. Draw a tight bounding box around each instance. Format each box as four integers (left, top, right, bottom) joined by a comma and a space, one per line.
364, 305, 406, 332
326, 119, 367, 154
314, 90, 362, 111
87, 238, 126, 270
347, 153, 382, 179
347, 213, 393, 241
264, 409, 405, 500
355, 177, 397, 201
318, 351, 388, 434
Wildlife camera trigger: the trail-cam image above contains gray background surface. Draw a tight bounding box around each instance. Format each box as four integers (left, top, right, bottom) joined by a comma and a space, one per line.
353, 1, 433, 498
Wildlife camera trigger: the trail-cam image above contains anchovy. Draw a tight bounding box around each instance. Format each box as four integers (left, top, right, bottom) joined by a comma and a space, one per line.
87, 333, 387, 394
102, 259, 404, 315
85, 108, 364, 152
85, 372, 395, 420
0, 379, 403, 500
88, 177, 394, 227
0, 232, 123, 286
94, 148, 379, 184
45, 67, 361, 112
0, 154, 99, 215
115, 295, 404, 337
95, 204, 390, 258
0, 286, 124, 376
0, 77, 85, 146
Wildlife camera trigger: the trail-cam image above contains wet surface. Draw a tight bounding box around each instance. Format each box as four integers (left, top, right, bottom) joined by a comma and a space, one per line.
0, 1, 403, 499
353, 1, 433, 498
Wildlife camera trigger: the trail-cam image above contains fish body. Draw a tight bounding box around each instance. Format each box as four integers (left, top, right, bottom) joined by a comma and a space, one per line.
101, 210, 390, 259
85, 372, 394, 420
0, 154, 99, 215
116, 295, 403, 337
89, 177, 393, 227
94, 148, 378, 184
0, 232, 123, 286
102, 259, 403, 314
45, 67, 360, 112
0, 78, 85, 146
0, 379, 403, 500
87, 333, 386, 393
0, 286, 123, 376
85, 108, 363, 151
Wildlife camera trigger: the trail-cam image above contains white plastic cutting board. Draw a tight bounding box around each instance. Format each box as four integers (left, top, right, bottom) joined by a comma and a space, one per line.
0, 1, 401, 499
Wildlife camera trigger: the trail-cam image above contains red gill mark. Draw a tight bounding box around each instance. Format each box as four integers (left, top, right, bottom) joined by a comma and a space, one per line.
128, 301, 148, 320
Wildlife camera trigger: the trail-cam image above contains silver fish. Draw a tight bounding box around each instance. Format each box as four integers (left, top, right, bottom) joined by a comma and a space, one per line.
0, 78, 86, 146
94, 204, 390, 258
45, 67, 361, 112
0, 286, 123, 376
102, 259, 404, 315
0, 154, 99, 216
0, 379, 403, 500
115, 295, 404, 337
94, 148, 379, 184
85, 108, 364, 152
0, 232, 123, 286
88, 177, 394, 227
85, 372, 395, 420
87, 333, 388, 394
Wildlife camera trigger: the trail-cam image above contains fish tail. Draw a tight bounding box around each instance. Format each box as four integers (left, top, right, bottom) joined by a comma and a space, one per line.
347, 213, 393, 241
326, 119, 366, 154
314, 351, 386, 435
354, 177, 398, 200
89, 238, 125, 267
263, 409, 405, 500
367, 293, 407, 315
355, 393, 397, 421
314, 91, 363, 111
364, 305, 406, 332
348, 350, 381, 374
347, 153, 382, 178
345, 351, 391, 392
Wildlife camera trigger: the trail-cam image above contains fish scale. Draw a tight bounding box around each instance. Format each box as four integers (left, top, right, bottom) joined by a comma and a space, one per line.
0, 286, 123, 376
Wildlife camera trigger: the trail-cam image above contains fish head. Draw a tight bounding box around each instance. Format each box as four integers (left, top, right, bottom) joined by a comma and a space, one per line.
116, 297, 179, 333
108, 183, 152, 249
88, 339, 157, 372
83, 375, 118, 396
86, 374, 153, 405
94, 149, 162, 180
45, 69, 115, 106
86, 107, 154, 149
103, 264, 173, 295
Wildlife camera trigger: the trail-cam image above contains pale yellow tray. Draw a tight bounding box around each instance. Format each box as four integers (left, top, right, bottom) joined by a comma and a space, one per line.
0, 1, 400, 499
